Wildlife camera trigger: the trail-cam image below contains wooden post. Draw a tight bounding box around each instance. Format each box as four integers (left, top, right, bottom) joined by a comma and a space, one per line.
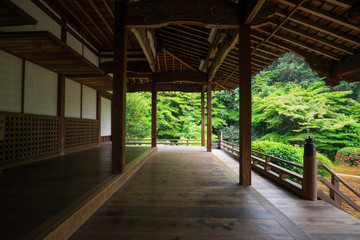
97, 91, 101, 146
330, 175, 341, 205
218, 130, 222, 149
239, 24, 252, 185
151, 81, 157, 147
303, 136, 318, 201
201, 90, 205, 146
58, 75, 65, 155
207, 83, 212, 152
112, 0, 127, 174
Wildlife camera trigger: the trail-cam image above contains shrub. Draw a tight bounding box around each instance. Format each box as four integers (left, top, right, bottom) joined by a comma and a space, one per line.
335, 147, 360, 167
252, 140, 332, 177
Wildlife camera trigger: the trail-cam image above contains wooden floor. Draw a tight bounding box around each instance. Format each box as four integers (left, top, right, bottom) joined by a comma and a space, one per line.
71, 147, 360, 240
0, 145, 152, 240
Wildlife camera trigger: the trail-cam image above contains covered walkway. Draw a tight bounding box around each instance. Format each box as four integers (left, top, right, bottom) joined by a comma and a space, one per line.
71, 147, 360, 240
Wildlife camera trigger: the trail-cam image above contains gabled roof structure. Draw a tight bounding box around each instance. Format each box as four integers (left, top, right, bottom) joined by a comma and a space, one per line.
1, 0, 358, 92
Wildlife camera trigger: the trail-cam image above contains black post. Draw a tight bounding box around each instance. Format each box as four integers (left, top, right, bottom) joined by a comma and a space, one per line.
303, 136, 317, 201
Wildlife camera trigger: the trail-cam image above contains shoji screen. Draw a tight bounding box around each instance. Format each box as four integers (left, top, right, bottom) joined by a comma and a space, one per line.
0, 50, 22, 113
24, 61, 58, 116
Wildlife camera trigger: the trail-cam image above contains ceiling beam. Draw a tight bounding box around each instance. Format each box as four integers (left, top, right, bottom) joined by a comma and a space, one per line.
208, 30, 239, 82
88, 0, 114, 35
279, 22, 356, 55
330, 53, 360, 78
127, 83, 204, 92
152, 71, 207, 83
131, 28, 157, 72
278, 0, 360, 31
244, 0, 266, 24
200, 29, 222, 72
274, 11, 360, 46
325, 0, 358, 8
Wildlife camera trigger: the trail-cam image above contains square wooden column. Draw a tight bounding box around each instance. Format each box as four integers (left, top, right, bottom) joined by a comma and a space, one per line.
239, 24, 252, 185
201, 90, 205, 147
207, 83, 212, 152
112, 0, 127, 174
97, 91, 101, 146
151, 81, 157, 147
58, 75, 65, 155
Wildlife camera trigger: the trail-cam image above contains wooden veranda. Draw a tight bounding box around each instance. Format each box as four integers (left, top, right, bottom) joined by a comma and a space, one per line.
0, 0, 360, 239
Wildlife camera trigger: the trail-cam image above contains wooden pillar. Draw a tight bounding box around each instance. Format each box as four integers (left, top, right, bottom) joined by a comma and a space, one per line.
201, 90, 205, 146
97, 91, 101, 146
151, 81, 157, 147
303, 137, 318, 201
112, 0, 127, 174
207, 83, 212, 152
239, 24, 252, 185
58, 75, 65, 155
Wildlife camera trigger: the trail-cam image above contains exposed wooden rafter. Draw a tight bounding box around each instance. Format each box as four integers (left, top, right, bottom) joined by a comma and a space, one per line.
208, 30, 239, 82
244, 0, 266, 24
131, 28, 157, 72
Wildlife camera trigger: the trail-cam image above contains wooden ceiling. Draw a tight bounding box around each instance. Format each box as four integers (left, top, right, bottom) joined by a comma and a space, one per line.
0, 0, 37, 27
0, 0, 359, 92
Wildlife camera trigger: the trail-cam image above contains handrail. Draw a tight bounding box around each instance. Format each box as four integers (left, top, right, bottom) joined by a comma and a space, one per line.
220, 139, 359, 213
126, 139, 219, 146
318, 163, 360, 198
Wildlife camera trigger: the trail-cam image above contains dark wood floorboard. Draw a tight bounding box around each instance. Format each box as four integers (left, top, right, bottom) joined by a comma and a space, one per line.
71, 149, 295, 240
0, 145, 151, 240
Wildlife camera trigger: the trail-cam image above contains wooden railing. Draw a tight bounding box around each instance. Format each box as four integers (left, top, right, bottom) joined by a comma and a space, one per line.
221, 140, 303, 196
317, 163, 360, 212
126, 139, 219, 146
220, 139, 360, 213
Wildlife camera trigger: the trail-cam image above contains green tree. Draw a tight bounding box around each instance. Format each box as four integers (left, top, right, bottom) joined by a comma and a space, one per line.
126, 92, 151, 138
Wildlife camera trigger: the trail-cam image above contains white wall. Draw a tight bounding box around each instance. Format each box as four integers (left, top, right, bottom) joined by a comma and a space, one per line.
67, 33, 99, 67
82, 85, 97, 119
101, 97, 111, 136
24, 61, 58, 116
65, 78, 81, 118
0, 0, 61, 38
0, 50, 22, 113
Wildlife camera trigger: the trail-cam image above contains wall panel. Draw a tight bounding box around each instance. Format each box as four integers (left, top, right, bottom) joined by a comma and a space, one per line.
24, 61, 58, 116
0, 51, 22, 113
82, 85, 96, 120
65, 78, 81, 118
101, 97, 111, 136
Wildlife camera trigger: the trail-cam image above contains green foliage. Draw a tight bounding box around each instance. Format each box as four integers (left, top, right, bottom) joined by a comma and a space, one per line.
252, 140, 332, 177
252, 140, 304, 174
126, 93, 151, 139
222, 126, 239, 143
252, 80, 360, 157
335, 147, 360, 167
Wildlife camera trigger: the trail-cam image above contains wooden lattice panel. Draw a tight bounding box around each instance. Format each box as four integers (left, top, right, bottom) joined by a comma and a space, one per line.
0, 113, 59, 162
65, 118, 99, 149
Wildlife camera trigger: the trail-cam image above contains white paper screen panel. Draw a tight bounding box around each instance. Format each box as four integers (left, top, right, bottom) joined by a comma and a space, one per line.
24, 61, 58, 116
101, 97, 111, 136
0, 50, 22, 113
82, 85, 97, 120
65, 78, 81, 118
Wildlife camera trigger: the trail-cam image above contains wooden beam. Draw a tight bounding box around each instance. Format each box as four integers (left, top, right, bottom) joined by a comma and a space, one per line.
201, 90, 205, 147
151, 81, 157, 147
279, 22, 356, 55
126, 0, 240, 28
112, 0, 127, 174
331, 53, 360, 78
152, 71, 208, 83
163, 49, 196, 71
244, 0, 266, 24
207, 83, 212, 152
131, 28, 157, 72
325, 0, 358, 8
88, 0, 114, 35
278, 0, 360, 31
127, 83, 203, 92
208, 30, 239, 82
239, 24, 252, 186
